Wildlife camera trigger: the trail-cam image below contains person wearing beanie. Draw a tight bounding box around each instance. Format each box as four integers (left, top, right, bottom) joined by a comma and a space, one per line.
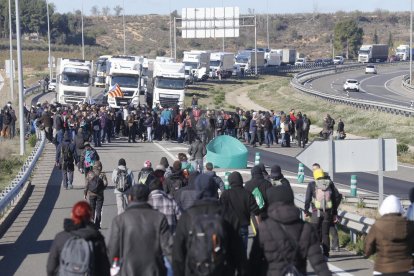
220, 171, 261, 253
174, 171, 200, 211
148, 178, 181, 233
107, 184, 172, 276
47, 201, 110, 276
160, 157, 173, 178
304, 167, 341, 259
365, 195, 414, 275
173, 174, 247, 276
55, 131, 78, 190
250, 185, 331, 276
137, 160, 155, 185
163, 160, 186, 197
269, 164, 291, 188
188, 136, 207, 173
79, 141, 100, 176
112, 158, 136, 214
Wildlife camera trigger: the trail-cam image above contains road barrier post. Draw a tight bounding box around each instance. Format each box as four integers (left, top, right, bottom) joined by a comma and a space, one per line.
297, 163, 305, 183
255, 152, 260, 166
224, 172, 230, 190
350, 175, 357, 197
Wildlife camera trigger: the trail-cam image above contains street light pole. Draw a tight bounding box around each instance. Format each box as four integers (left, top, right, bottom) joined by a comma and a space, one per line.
8, 0, 14, 100
266, 0, 269, 49
174, 17, 177, 60
222, 0, 225, 52
46, 0, 52, 80
81, 0, 85, 59
169, 0, 172, 58
14, 0, 25, 156
123, 0, 126, 55
410, 0, 413, 85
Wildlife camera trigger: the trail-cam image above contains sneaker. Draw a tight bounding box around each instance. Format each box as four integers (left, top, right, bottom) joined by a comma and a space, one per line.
68, 184, 73, 189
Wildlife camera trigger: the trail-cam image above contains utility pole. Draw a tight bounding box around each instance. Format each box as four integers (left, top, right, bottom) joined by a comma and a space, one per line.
410, 0, 413, 85
15, 0, 25, 155
46, 0, 52, 80
81, 0, 85, 59
8, 0, 14, 100
123, 0, 126, 55
169, 0, 172, 58
222, 0, 225, 52
174, 17, 177, 60
266, 0, 269, 49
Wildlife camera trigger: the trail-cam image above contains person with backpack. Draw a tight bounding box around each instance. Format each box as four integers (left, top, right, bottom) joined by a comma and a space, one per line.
164, 161, 186, 198
84, 161, 107, 229
215, 111, 225, 136
203, 162, 225, 193
220, 171, 261, 254
195, 113, 208, 143
47, 201, 110, 276
179, 153, 195, 173
112, 158, 135, 214
137, 160, 156, 185
304, 168, 341, 259
280, 115, 291, 147
56, 132, 78, 190
269, 165, 291, 188
295, 112, 305, 148
107, 184, 172, 276
272, 112, 281, 145
251, 185, 332, 276
79, 142, 100, 176
245, 165, 273, 213
174, 171, 200, 211
173, 174, 247, 276
188, 137, 207, 173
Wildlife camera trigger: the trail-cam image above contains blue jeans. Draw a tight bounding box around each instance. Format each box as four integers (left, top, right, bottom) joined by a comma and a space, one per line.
250, 130, 257, 145
93, 130, 101, 147
264, 130, 272, 146
164, 256, 173, 276
239, 225, 249, 255
244, 131, 250, 143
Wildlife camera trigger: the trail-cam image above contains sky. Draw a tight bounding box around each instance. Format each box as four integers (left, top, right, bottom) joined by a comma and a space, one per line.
49, 0, 411, 16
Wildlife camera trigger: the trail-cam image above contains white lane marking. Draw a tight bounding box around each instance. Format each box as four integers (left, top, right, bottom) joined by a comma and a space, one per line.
328, 263, 355, 276
165, 147, 189, 151
153, 142, 177, 162
384, 75, 413, 98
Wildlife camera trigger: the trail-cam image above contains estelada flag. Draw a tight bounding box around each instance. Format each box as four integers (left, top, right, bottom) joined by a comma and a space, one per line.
108, 83, 124, 98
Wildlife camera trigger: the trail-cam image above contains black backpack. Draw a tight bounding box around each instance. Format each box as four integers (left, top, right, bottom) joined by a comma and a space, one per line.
168, 175, 184, 196
302, 118, 309, 131
115, 169, 130, 192
87, 172, 101, 194
62, 144, 74, 163
187, 212, 229, 276
138, 170, 154, 185
216, 116, 224, 129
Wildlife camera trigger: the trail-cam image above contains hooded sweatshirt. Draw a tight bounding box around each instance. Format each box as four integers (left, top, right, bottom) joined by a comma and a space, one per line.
220, 172, 261, 227
244, 165, 272, 208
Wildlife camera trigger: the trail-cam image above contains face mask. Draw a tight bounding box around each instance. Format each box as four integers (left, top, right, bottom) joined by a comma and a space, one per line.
7, 104, 11, 107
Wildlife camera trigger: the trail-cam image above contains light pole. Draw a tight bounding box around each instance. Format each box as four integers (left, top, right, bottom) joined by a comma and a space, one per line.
169, 0, 172, 58
174, 17, 177, 60
123, 0, 126, 55
410, 0, 413, 85
14, 0, 25, 156
222, 0, 225, 52
81, 0, 85, 59
266, 0, 269, 49
8, 0, 14, 100
46, 0, 52, 81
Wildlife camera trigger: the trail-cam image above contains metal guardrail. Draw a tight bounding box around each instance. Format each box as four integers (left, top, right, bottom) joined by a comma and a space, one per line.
402, 74, 414, 91
24, 83, 42, 97
295, 194, 375, 237
291, 62, 414, 117
0, 131, 45, 218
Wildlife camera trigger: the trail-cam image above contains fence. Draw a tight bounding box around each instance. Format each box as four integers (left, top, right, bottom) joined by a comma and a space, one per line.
402, 74, 414, 92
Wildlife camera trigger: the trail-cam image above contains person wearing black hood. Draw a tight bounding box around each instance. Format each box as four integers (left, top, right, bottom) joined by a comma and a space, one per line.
250, 185, 331, 276
220, 171, 261, 253
173, 174, 247, 276
269, 165, 291, 188
164, 160, 186, 197
244, 165, 272, 212
160, 156, 173, 178
56, 132, 78, 189
174, 171, 200, 211
47, 201, 110, 276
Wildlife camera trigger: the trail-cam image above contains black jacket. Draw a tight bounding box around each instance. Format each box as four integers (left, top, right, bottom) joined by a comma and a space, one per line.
172, 199, 247, 276
252, 202, 331, 276
220, 173, 261, 227
188, 140, 206, 160
163, 171, 185, 197
107, 202, 172, 276
245, 166, 273, 209
46, 219, 110, 276
304, 178, 341, 216
56, 140, 78, 170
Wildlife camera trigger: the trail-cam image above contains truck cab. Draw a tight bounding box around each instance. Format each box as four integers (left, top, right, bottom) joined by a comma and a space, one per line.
152, 62, 186, 108
209, 52, 234, 79
183, 51, 210, 82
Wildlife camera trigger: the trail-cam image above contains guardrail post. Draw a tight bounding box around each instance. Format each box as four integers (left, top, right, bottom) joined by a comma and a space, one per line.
254, 152, 260, 166
297, 163, 305, 183
224, 172, 230, 190
350, 175, 357, 197
350, 229, 357, 244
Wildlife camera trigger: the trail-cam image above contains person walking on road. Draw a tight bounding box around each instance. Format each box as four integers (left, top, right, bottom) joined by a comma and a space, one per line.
112, 158, 135, 214
107, 184, 172, 276
84, 161, 107, 229
365, 195, 414, 275
188, 137, 207, 173
203, 162, 225, 193
137, 160, 155, 185
337, 117, 346, 140
269, 165, 291, 188
251, 185, 332, 276
245, 165, 273, 212
79, 141, 100, 176
304, 168, 341, 259
56, 132, 78, 190
295, 112, 305, 148
302, 114, 311, 145
47, 201, 110, 276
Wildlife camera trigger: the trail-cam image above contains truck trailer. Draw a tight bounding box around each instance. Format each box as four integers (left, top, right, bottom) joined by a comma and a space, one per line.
183, 51, 210, 82
209, 52, 234, 79
358, 44, 389, 63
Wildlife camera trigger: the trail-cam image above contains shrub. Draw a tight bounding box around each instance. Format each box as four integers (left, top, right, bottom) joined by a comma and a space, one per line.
28, 134, 37, 147
397, 143, 409, 156
0, 158, 23, 176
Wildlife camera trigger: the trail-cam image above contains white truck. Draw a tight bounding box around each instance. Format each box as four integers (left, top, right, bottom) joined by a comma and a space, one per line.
183, 51, 210, 82
105, 55, 142, 108
281, 49, 296, 65
94, 55, 111, 87
152, 62, 186, 108
396, 44, 411, 61
358, 44, 389, 63
209, 52, 234, 79
234, 51, 265, 73
56, 58, 93, 105
265, 50, 282, 66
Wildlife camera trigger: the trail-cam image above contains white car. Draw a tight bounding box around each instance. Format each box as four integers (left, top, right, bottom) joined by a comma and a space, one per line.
343, 79, 360, 92
295, 58, 307, 66
48, 78, 56, 92
333, 56, 344, 65
365, 65, 377, 74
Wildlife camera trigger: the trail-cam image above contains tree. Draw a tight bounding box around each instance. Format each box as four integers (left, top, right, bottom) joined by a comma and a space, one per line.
113, 5, 123, 16
101, 6, 111, 17
90, 5, 99, 17
373, 29, 379, 44
388, 32, 394, 49
334, 19, 363, 58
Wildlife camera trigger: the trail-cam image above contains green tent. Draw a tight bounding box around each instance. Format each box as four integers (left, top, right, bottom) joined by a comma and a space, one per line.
206, 135, 248, 169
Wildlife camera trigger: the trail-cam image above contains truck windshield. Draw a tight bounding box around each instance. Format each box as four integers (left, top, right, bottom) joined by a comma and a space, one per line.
359, 50, 370, 55
96, 61, 107, 74
235, 56, 249, 63
396, 49, 405, 54
184, 62, 198, 70
210, 60, 221, 67
61, 69, 90, 87
155, 77, 185, 90
111, 75, 139, 88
